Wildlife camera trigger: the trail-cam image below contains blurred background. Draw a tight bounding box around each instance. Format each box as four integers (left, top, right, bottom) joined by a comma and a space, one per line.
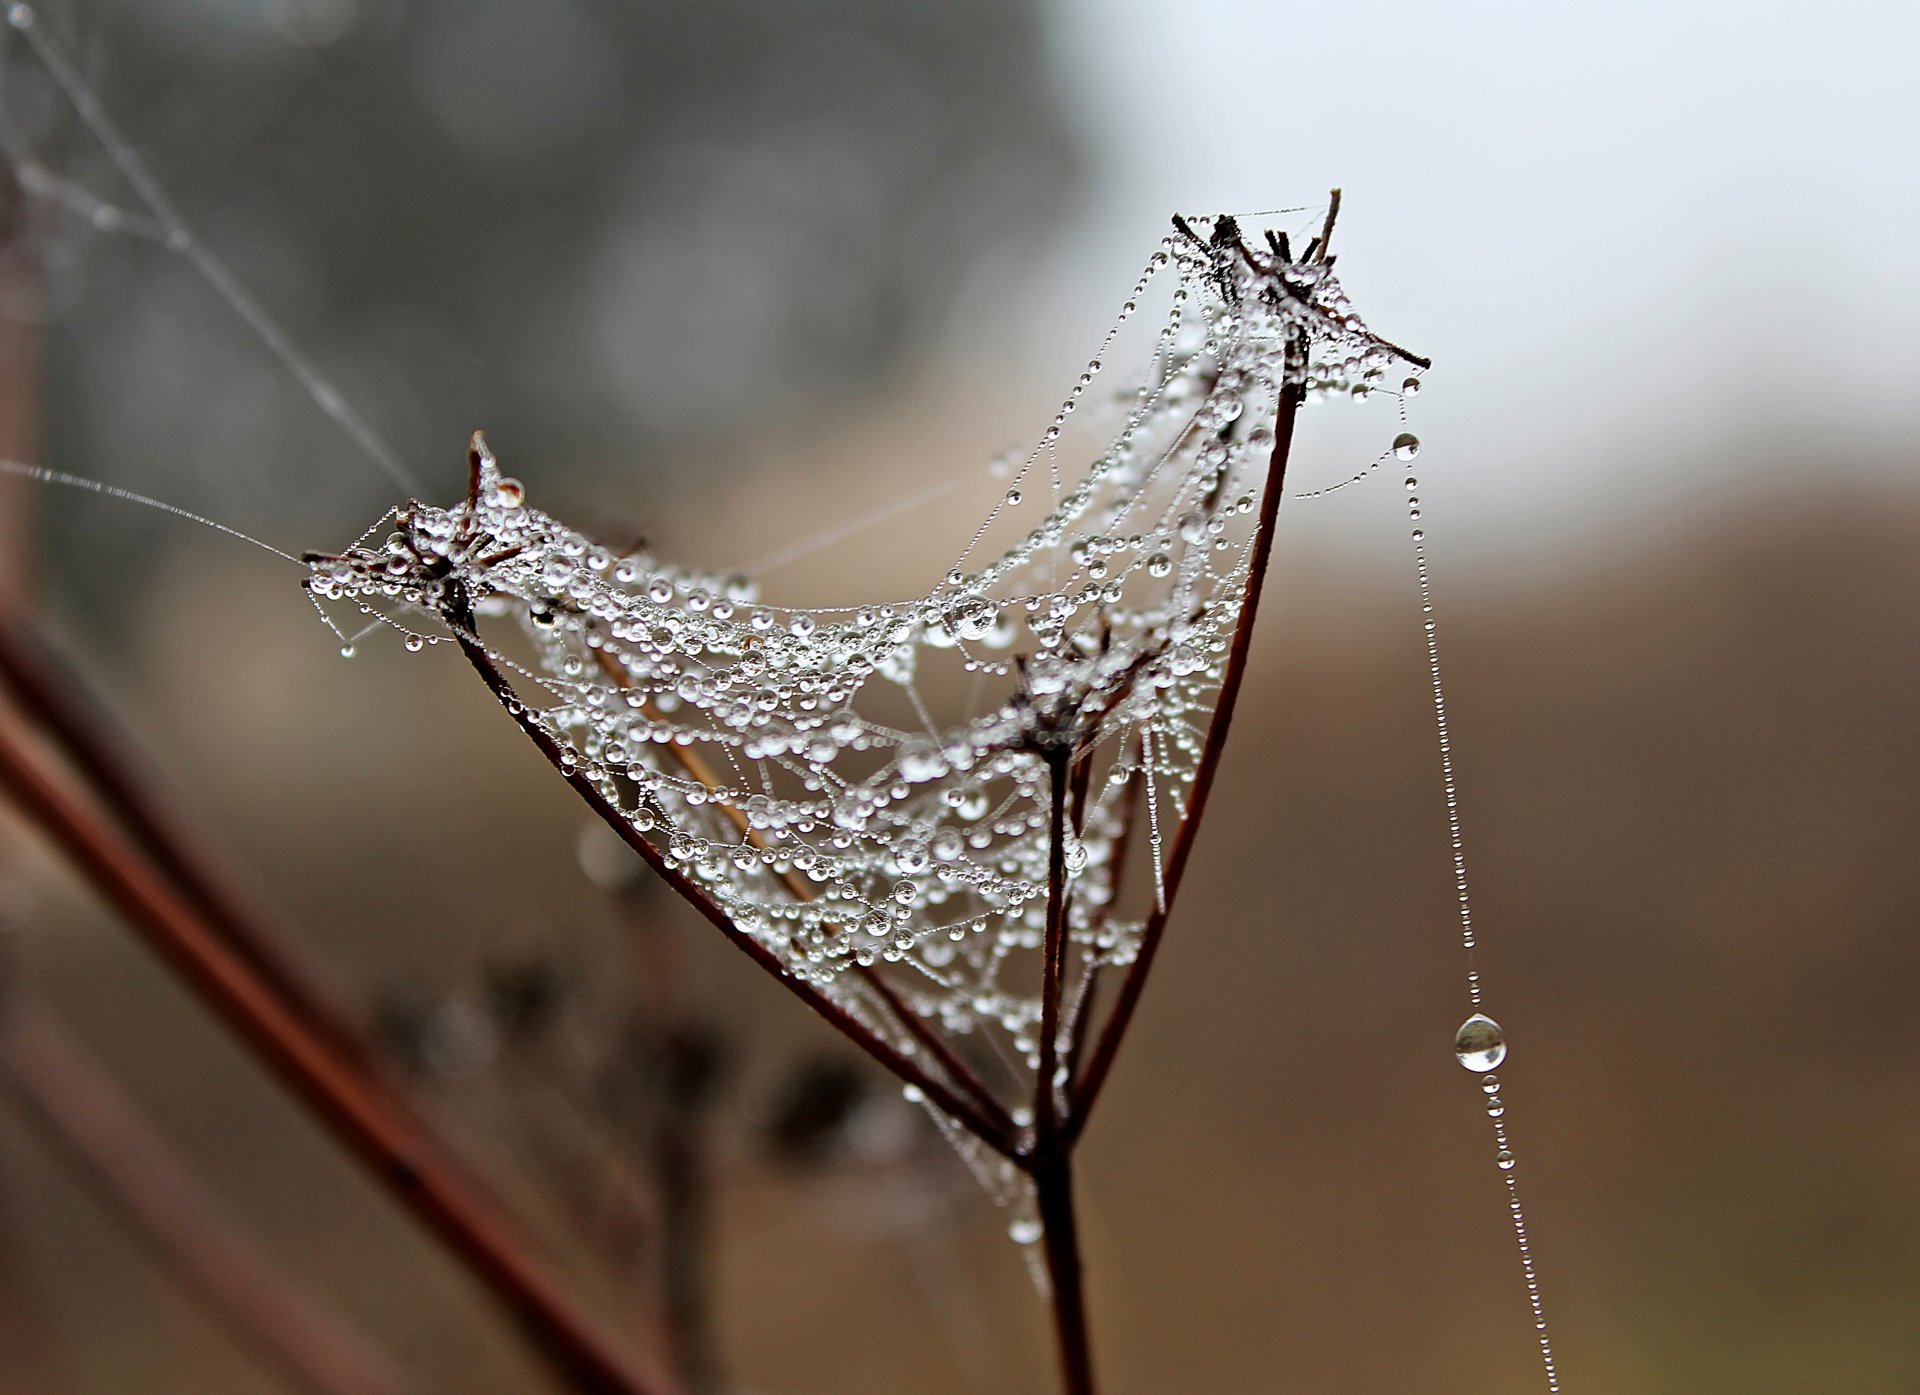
1, 0, 1918, 1392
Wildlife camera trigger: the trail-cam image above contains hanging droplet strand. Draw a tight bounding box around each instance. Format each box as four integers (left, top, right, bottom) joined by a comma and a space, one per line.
1411, 428, 1562, 1394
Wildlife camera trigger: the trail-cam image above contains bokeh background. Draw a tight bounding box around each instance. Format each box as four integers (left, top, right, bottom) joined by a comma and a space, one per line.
1, 1, 1918, 1392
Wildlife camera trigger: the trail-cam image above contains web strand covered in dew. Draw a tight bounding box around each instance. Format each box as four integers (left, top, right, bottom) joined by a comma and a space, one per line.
2, 2, 421, 497
4, 13, 1564, 1381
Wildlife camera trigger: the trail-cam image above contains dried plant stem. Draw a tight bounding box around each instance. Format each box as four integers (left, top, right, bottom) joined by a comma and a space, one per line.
1070, 355, 1306, 1139
0, 613, 382, 1079
1030, 1145, 1094, 1395
0, 707, 677, 1395
1027, 746, 1096, 1395
651, 1089, 717, 1395
0, 995, 416, 1395
448, 601, 1021, 1159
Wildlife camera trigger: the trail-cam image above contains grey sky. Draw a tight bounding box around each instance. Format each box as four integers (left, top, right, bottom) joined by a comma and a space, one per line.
1028, 0, 1920, 570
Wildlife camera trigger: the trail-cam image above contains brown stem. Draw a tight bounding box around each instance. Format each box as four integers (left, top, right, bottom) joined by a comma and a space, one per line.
1062, 729, 1145, 1081
1030, 1144, 1095, 1395
1036, 749, 1070, 1138
1023, 745, 1098, 1395
447, 607, 1020, 1160
652, 1087, 717, 1395
858, 962, 1012, 1134
1070, 355, 1306, 1139
0, 613, 382, 1078
0, 995, 416, 1395
0, 707, 678, 1395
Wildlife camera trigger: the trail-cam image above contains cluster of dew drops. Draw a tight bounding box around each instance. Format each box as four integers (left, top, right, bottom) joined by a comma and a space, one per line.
305, 214, 1415, 1073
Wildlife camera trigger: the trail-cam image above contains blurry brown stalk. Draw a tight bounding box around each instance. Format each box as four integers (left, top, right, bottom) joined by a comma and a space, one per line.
0, 615, 380, 1077
0, 993, 417, 1395
611, 889, 723, 1395
0, 623, 680, 1395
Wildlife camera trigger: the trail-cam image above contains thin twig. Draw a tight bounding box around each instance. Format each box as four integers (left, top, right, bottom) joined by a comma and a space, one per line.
1027, 747, 1096, 1395
0, 706, 678, 1395
1062, 728, 1145, 1082
447, 601, 1020, 1160
1035, 750, 1071, 1139
0, 994, 417, 1395
1070, 344, 1307, 1139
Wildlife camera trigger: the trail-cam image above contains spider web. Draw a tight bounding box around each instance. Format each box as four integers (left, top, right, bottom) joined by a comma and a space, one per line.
3, 17, 1582, 1390
1, 0, 1452, 1241
0, 0, 1426, 1123
303, 218, 1424, 1123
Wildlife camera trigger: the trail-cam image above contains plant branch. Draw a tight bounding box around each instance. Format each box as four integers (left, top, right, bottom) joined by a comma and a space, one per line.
1026, 746, 1096, 1395
1030, 1145, 1095, 1395
1036, 749, 1071, 1139
0, 994, 417, 1395
1070, 350, 1306, 1139
0, 706, 678, 1395
0, 612, 381, 1077
1062, 729, 1145, 1081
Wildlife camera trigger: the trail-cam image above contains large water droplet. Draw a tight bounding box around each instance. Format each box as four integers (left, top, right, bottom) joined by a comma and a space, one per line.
1392, 432, 1421, 460
1402, 376, 1421, 397
1454, 1013, 1506, 1071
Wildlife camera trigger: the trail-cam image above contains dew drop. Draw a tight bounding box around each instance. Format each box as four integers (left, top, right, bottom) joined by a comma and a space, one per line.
1402, 376, 1421, 396
1392, 433, 1421, 460
1454, 1013, 1507, 1071
1009, 1216, 1043, 1245
1005, 488, 1022, 505
338, 644, 356, 659
404, 635, 425, 654
1496, 1149, 1516, 1171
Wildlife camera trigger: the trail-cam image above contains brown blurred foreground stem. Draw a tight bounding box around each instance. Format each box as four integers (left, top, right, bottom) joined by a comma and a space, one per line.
0, 614, 383, 1078
0, 696, 679, 1395
0, 993, 417, 1395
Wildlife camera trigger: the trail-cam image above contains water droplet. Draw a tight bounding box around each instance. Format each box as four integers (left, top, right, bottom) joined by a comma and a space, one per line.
1455, 1013, 1506, 1071
1402, 376, 1421, 397
1009, 1216, 1043, 1245
1393, 433, 1421, 460
1005, 488, 1023, 505
404, 635, 425, 653
1496, 1149, 1516, 1170
1146, 552, 1172, 578
338, 644, 356, 659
